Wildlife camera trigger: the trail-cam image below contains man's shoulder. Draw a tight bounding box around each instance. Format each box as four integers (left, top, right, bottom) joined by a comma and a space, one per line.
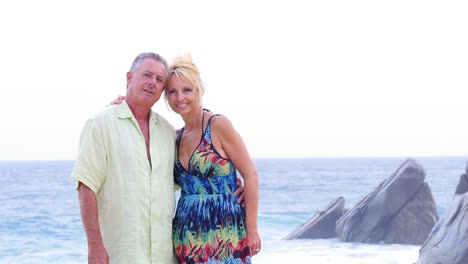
85, 105, 121, 126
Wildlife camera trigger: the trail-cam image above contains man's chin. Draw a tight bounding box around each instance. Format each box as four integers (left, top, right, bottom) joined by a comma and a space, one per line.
142, 96, 161, 107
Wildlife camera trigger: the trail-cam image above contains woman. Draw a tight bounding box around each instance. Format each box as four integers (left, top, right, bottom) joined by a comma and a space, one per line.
165, 54, 261, 264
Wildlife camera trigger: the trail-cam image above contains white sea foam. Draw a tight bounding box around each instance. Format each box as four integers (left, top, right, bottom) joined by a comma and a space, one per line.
255, 239, 419, 264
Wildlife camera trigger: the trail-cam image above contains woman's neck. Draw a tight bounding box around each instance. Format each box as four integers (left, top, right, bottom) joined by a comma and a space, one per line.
182, 108, 204, 132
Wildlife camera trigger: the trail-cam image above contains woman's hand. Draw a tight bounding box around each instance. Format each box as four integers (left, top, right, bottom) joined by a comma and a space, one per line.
248, 230, 262, 256
109, 95, 125, 105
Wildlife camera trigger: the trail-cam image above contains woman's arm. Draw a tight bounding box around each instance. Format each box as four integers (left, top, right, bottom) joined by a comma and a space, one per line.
211, 116, 261, 255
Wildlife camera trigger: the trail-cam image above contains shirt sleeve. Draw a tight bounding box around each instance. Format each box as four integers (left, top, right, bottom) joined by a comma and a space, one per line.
70, 118, 107, 194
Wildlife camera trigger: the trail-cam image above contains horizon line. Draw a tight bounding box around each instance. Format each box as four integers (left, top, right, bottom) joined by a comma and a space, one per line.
0, 155, 467, 162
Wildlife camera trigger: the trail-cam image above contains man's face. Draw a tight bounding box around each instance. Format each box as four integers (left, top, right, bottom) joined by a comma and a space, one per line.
126, 58, 166, 108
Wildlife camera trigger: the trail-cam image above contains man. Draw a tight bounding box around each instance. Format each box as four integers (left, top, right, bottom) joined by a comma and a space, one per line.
71, 53, 177, 264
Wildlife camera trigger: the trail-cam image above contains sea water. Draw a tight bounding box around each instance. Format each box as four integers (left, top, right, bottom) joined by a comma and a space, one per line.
0, 157, 465, 264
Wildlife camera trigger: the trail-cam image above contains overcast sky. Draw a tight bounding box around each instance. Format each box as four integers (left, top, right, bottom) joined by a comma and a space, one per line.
1, 0, 467, 160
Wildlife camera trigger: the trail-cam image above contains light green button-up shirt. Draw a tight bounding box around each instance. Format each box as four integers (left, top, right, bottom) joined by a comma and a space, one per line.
71, 101, 176, 264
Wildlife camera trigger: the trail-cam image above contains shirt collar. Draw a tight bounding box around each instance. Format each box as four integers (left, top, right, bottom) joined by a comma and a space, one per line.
116, 101, 159, 124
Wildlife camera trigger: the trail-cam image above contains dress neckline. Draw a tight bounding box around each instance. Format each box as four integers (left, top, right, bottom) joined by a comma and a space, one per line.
177, 111, 207, 173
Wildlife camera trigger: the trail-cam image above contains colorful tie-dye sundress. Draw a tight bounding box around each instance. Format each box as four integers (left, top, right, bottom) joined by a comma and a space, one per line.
172, 113, 252, 264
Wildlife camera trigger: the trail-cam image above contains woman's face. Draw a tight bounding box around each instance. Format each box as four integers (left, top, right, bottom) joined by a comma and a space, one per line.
166, 75, 200, 116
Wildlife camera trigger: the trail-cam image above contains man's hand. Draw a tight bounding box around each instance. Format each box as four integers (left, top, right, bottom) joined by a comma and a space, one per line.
233, 177, 245, 207
88, 244, 109, 264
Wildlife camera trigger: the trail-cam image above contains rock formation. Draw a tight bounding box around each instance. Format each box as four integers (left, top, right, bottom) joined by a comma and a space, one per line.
282, 197, 346, 240
455, 160, 468, 195
335, 159, 438, 244
416, 161, 468, 264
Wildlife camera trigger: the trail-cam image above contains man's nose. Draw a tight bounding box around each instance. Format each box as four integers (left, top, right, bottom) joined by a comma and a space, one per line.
147, 77, 157, 86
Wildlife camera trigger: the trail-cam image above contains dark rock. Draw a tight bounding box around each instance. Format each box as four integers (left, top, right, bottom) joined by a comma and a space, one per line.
282, 197, 345, 240
416, 161, 468, 264
335, 159, 437, 244
384, 182, 438, 244
416, 193, 468, 264
455, 173, 468, 195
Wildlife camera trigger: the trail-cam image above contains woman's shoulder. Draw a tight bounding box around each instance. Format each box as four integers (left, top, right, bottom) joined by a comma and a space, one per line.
209, 113, 229, 124
209, 114, 235, 134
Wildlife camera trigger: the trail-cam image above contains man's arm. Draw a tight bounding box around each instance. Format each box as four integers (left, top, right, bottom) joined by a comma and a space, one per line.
233, 176, 245, 206
78, 182, 109, 264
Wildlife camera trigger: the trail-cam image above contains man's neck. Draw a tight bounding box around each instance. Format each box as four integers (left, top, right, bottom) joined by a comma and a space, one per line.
126, 100, 151, 121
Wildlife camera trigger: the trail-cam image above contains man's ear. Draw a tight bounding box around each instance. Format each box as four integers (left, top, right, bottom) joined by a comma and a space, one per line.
126, 71, 132, 88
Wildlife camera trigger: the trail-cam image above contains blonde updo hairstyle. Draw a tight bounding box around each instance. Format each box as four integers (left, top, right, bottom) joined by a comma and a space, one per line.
164, 54, 205, 107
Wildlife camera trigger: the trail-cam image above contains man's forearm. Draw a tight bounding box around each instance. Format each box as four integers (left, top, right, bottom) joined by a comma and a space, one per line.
78, 182, 104, 248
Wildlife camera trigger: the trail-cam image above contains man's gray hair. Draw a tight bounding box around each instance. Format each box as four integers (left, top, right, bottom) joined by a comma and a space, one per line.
130, 52, 168, 75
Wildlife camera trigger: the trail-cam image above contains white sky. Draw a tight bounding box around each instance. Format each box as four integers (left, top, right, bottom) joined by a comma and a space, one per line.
1, 0, 467, 160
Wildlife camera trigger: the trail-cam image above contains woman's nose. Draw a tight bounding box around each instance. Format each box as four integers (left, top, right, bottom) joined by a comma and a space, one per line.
176, 91, 184, 100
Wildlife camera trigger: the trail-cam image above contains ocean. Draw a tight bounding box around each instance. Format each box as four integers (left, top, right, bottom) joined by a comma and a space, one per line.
0, 157, 466, 264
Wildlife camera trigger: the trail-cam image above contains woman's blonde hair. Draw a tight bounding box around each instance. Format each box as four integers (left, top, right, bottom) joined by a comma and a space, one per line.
164, 54, 205, 105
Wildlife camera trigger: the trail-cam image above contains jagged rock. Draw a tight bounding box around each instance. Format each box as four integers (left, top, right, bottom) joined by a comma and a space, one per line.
335, 159, 437, 244
384, 182, 438, 244
282, 197, 346, 240
416, 162, 468, 264
455, 167, 468, 194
